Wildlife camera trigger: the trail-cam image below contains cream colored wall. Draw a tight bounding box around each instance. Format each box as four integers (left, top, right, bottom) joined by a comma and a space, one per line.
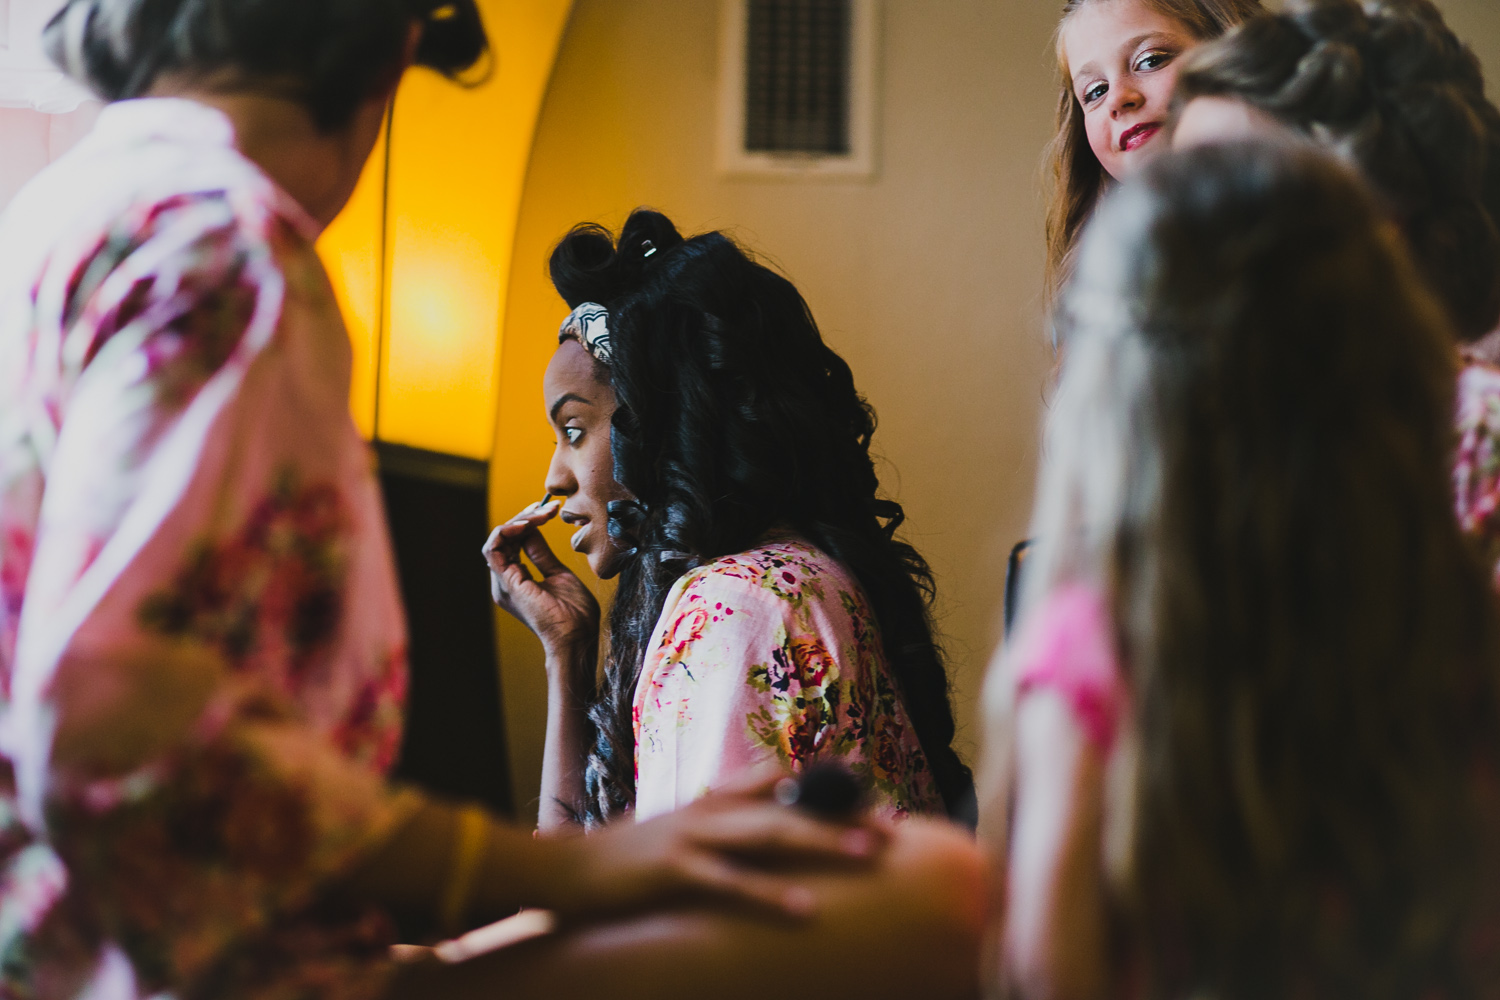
493, 0, 1058, 814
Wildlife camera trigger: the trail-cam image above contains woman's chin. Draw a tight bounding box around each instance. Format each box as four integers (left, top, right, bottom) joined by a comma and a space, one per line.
590, 546, 628, 580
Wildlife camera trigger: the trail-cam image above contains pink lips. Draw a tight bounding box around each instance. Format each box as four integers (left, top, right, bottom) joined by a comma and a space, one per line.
559, 509, 590, 552
1120, 122, 1163, 152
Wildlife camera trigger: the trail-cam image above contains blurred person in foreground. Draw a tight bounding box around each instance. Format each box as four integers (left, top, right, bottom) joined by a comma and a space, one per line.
983, 140, 1500, 999
0, 1, 986, 997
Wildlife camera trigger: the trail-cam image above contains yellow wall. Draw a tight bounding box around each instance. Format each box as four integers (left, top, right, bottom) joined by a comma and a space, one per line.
318, 0, 575, 457
317, 126, 386, 438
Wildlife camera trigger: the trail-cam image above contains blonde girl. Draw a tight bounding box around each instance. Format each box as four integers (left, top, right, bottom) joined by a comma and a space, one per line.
1044, 0, 1262, 305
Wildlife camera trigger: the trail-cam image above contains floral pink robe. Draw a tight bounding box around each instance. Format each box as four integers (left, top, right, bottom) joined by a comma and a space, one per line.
0, 99, 415, 999
633, 539, 943, 820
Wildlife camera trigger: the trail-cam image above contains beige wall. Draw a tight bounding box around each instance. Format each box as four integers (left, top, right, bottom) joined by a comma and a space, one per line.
492, 0, 1500, 815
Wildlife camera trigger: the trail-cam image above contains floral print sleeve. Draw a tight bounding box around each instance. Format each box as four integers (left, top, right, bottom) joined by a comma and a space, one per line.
1455, 360, 1500, 586
0, 100, 412, 1000
632, 539, 943, 821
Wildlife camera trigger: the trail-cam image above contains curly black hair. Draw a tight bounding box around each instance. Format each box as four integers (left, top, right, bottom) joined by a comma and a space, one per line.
1177, 0, 1500, 340
549, 209, 974, 826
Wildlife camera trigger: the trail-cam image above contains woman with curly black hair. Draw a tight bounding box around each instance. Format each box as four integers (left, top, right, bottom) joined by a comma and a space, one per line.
485, 209, 973, 830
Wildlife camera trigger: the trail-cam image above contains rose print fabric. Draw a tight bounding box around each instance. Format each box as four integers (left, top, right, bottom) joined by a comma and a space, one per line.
0, 99, 414, 1000
632, 539, 943, 821
1456, 359, 1500, 585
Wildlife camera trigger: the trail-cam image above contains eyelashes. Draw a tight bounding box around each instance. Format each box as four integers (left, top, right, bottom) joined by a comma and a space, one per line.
1076, 47, 1180, 106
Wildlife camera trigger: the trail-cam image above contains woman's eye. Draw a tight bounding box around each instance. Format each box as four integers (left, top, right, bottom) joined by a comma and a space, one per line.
1083, 82, 1108, 104
1136, 50, 1174, 72
564, 427, 583, 445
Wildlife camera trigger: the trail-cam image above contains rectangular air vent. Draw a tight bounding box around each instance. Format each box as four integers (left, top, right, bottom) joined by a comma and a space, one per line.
718, 0, 879, 179
745, 0, 850, 155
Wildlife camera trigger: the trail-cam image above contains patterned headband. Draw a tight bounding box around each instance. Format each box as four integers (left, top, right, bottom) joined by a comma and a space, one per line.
558, 302, 613, 366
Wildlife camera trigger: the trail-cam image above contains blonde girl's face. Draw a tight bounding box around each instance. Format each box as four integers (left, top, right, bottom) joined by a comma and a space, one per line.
1062, 0, 1198, 180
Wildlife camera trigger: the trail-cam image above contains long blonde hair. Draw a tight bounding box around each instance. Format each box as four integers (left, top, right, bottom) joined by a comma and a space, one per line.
1044, 0, 1264, 309
1012, 139, 1500, 996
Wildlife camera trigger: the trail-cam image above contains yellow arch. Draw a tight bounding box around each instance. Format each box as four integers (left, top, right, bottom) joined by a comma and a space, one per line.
318, 0, 576, 458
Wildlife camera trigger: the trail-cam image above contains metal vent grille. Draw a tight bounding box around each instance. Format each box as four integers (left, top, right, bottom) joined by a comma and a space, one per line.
744, 0, 851, 155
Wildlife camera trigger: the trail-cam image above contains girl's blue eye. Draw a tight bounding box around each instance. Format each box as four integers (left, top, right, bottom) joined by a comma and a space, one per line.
564, 427, 583, 445
1136, 50, 1173, 72
1083, 82, 1107, 104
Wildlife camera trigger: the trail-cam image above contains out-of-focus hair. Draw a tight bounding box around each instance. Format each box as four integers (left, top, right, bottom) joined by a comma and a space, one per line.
549, 209, 974, 827
1045, 0, 1264, 310
1176, 0, 1500, 340
1006, 140, 1500, 995
43, 0, 487, 131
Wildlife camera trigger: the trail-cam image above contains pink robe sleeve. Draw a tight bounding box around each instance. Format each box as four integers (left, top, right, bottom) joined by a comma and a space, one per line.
1010, 585, 1126, 754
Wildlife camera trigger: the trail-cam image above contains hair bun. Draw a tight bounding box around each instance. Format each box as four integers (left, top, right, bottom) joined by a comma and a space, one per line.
410, 0, 487, 76
549, 209, 685, 309
1366, 1, 1484, 96
45, 0, 489, 129
618, 210, 686, 263
1283, 39, 1369, 124
1286, 0, 1369, 44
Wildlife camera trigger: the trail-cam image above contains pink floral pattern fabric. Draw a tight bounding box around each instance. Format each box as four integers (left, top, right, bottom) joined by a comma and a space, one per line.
1456, 359, 1500, 586
632, 539, 943, 821
0, 99, 414, 1000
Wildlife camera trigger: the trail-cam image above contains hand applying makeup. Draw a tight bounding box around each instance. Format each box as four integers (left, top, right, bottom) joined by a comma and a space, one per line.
482, 496, 600, 662
484, 496, 604, 830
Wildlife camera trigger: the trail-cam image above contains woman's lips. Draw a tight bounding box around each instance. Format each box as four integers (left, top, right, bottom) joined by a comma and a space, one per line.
1120, 122, 1163, 152
559, 509, 590, 552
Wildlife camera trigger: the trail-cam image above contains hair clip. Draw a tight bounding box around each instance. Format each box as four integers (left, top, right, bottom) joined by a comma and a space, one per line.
642, 240, 657, 258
